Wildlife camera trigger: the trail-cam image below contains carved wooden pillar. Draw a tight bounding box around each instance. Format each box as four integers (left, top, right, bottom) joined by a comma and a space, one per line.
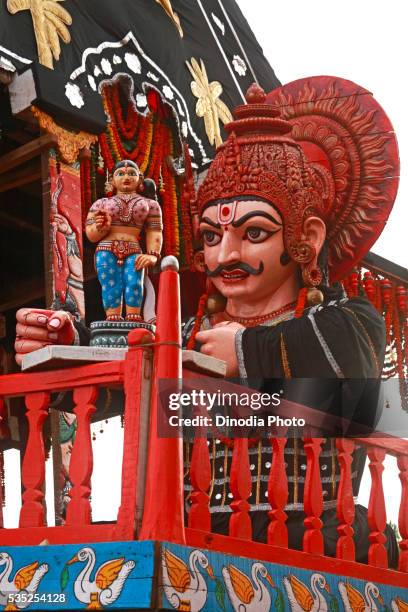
367, 446, 388, 568
189, 434, 211, 532
336, 438, 356, 560
139, 258, 185, 543
19, 392, 50, 528
398, 454, 408, 572
229, 438, 252, 540
267, 438, 288, 546
303, 437, 324, 555
115, 329, 154, 539
65, 386, 97, 526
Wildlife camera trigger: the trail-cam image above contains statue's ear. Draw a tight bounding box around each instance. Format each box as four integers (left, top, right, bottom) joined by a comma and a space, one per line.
301, 216, 326, 258
299, 216, 327, 286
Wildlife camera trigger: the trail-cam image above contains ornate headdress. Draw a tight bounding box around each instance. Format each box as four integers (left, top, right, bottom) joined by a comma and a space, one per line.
197, 78, 399, 283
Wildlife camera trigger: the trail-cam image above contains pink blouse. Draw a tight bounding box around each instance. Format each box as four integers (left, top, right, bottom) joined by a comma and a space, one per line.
90, 194, 162, 230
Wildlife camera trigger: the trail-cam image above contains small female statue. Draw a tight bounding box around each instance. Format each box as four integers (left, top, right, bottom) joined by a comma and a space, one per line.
85, 160, 163, 322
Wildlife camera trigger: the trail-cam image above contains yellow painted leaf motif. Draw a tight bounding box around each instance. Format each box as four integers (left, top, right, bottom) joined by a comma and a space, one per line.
164, 549, 191, 593
7, 0, 72, 69
155, 0, 183, 37
186, 57, 233, 148
228, 565, 254, 605
95, 557, 125, 590
14, 561, 39, 591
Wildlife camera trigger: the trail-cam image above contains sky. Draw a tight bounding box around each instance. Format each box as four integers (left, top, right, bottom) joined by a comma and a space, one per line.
3, 0, 407, 530
237, 0, 407, 269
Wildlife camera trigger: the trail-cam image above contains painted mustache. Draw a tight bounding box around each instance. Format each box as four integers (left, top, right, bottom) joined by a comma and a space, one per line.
205, 261, 264, 277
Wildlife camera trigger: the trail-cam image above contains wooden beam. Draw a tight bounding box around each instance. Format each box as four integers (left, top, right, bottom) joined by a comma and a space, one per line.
0, 276, 44, 312
0, 161, 41, 193
0, 210, 42, 235
0, 134, 58, 175
362, 252, 408, 285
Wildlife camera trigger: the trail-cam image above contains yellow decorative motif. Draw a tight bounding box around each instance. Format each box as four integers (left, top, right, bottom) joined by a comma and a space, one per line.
7, 0, 72, 69
155, 0, 183, 37
31, 106, 98, 163
186, 58, 233, 148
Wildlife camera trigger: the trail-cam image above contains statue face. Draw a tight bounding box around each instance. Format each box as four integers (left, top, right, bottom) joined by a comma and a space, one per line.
112, 165, 140, 193
200, 199, 298, 303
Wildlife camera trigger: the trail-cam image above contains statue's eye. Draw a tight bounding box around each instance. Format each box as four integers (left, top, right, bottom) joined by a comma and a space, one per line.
202, 230, 221, 246
245, 227, 276, 243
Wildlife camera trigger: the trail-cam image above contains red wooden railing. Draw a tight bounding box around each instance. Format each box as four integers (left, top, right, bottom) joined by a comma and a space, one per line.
0, 256, 407, 589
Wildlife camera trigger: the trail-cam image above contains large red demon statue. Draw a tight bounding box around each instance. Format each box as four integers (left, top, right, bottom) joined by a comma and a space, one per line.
180, 79, 399, 562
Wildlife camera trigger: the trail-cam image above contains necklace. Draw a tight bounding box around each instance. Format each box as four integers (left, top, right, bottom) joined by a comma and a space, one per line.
224, 300, 296, 327
114, 194, 140, 224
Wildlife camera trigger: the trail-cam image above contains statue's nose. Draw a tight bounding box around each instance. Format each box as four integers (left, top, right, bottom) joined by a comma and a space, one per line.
217, 232, 241, 264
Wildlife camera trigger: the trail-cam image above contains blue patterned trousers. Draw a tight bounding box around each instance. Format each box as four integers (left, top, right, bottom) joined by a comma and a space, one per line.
95, 251, 144, 309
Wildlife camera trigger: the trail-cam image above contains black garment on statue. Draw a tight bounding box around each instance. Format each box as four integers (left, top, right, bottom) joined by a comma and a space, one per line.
183, 293, 399, 568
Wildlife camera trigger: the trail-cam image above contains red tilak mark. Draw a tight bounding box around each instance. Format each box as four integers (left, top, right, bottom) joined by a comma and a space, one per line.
221, 206, 230, 217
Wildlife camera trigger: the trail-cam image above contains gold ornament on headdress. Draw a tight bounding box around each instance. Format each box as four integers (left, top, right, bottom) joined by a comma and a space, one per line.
186, 58, 233, 148
155, 0, 183, 37
7, 0, 72, 69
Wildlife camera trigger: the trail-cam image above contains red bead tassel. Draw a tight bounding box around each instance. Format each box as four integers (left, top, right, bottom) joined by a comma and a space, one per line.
186, 292, 208, 350
295, 287, 308, 319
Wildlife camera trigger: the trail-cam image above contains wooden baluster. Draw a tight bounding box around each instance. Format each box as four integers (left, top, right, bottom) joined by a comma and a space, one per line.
398, 454, 408, 572
303, 437, 324, 554
229, 438, 252, 540
189, 434, 211, 531
19, 392, 50, 528
336, 439, 356, 560
115, 329, 154, 539
65, 385, 97, 526
267, 438, 288, 547
139, 257, 185, 543
367, 446, 388, 568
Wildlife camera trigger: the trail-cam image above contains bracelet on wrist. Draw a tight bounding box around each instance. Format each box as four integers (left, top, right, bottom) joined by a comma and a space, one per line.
147, 250, 161, 260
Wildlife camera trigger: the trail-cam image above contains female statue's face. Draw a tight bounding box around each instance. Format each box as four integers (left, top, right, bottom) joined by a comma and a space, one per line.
199, 199, 298, 303
112, 166, 140, 193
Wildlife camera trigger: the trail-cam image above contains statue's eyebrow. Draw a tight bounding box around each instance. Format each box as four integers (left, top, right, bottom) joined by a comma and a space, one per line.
200, 217, 221, 229
232, 211, 282, 228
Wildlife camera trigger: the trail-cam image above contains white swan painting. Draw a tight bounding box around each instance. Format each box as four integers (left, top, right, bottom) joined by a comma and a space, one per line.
161, 548, 215, 611
283, 573, 330, 611
65, 546, 135, 609
338, 581, 384, 611
0, 551, 48, 609
222, 562, 276, 612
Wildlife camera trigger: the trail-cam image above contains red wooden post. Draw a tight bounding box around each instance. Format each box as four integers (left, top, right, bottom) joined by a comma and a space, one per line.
19, 392, 50, 528
115, 329, 155, 539
303, 437, 324, 555
267, 438, 288, 547
229, 438, 252, 540
139, 257, 185, 543
189, 435, 211, 531
398, 454, 408, 572
367, 446, 388, 568
65, 385, 98, 526
336, 439, 356, 561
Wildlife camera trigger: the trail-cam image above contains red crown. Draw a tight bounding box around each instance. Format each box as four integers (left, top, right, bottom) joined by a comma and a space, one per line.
197, 83, 334, 270
197, 78, 399, 281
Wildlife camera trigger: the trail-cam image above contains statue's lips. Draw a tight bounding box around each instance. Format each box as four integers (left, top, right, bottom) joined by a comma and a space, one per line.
220, 269, 249, 282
